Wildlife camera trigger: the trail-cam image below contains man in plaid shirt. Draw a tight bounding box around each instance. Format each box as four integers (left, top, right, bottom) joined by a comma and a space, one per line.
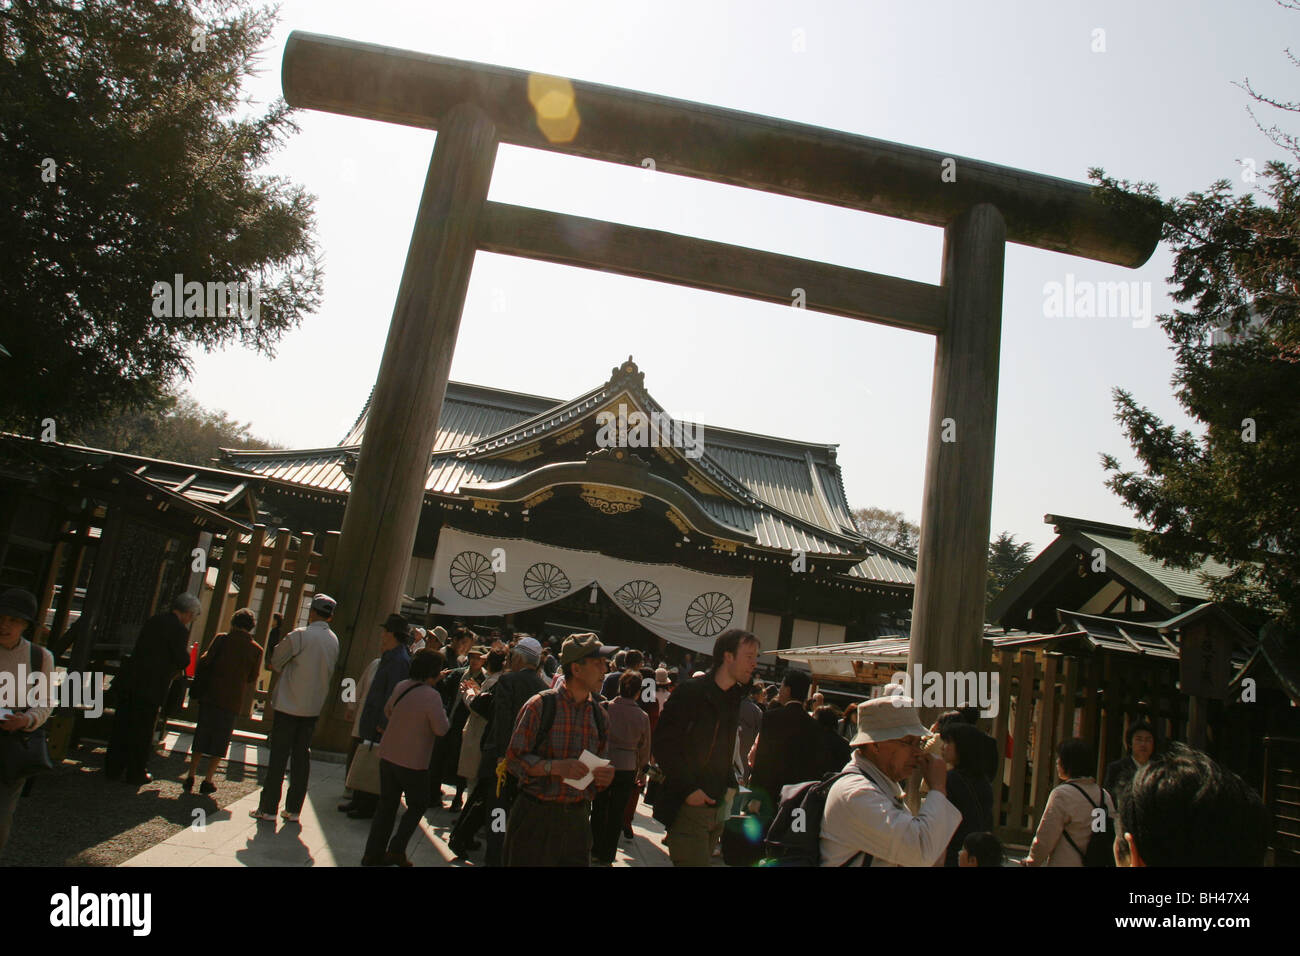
503, 633, 617, 866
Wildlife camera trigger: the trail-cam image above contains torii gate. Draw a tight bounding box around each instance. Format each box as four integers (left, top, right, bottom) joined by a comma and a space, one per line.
279, 32, 1160, 750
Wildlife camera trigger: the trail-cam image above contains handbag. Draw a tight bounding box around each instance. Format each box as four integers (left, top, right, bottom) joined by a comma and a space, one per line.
345, 682, 422, 795
0, 643, 55, 785
346, 740, 383, 795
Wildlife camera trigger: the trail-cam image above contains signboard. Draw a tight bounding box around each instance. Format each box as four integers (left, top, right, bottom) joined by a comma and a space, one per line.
1179, 623, 1231, 700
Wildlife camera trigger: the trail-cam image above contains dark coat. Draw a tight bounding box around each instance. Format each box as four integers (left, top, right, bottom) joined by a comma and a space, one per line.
126, 611, 191, 706
359, 643, 412, 741
489, 667, 550, 762
943, 765, 994, 867
199, 628, 262, 713
651, 673, 746, 829
749, 702, 835, 815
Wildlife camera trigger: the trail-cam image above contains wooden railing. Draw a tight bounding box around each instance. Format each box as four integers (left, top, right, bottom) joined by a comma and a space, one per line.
1263, 736, 1300, 865
988, 647, 1188, 845
180, 525, 340, 735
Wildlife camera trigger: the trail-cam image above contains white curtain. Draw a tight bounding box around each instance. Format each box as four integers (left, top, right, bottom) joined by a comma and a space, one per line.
430, 527, 753, 654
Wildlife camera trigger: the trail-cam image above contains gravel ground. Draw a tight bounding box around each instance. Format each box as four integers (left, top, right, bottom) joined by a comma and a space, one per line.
1, 741, 259, 867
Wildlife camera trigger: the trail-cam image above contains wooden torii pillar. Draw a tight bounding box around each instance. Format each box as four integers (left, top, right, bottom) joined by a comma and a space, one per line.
280, 32, 1160, 749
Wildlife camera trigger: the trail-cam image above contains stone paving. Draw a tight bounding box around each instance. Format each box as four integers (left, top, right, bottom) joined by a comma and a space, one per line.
120, 730, 675, 867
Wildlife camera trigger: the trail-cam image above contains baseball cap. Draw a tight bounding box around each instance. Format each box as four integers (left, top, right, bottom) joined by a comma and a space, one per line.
849, 696, 930, 746
559, 632, 618, 665
514, 636, 542, 665
310, 593, 337, 617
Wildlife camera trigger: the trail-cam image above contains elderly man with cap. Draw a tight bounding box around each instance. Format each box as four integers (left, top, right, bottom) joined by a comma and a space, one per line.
341, 613, 413, 819
503, 633, 618, 866
251, 593, 340, 823
818, 695, 962, 866
0, 588, 54, 854
477, 635, 548, 865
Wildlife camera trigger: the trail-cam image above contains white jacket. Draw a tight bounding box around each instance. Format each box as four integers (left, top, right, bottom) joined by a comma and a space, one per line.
819, 751, 962, 866
270, 620, 339, 718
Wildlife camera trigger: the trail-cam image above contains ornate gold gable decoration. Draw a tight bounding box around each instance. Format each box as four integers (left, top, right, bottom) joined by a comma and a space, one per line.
580, 484, 642, 515
523, 489, 554, 509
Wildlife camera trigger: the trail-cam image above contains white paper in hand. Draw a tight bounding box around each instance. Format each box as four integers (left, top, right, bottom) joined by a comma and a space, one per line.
562, 749, 611, 790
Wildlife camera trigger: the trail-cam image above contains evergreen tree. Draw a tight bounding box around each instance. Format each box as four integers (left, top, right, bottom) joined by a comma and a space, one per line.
0, 0, 321, 432
1095, 16, 1299, 629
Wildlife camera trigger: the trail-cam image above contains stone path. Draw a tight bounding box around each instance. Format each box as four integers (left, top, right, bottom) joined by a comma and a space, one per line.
120, 730, 675, 867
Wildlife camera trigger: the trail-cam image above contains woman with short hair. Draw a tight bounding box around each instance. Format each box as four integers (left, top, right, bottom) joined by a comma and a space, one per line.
1023, 737, 1115, 866
184, 608, 263, 794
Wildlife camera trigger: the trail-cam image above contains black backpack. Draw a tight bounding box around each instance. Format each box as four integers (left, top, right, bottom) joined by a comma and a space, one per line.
1060, 782, 1116, 867
761, 768, 872, 867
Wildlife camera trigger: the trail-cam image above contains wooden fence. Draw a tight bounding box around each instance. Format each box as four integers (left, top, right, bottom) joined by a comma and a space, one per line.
1263, 736, 1300, 865
988, 646, 1188, 846
179, 524, 340, 735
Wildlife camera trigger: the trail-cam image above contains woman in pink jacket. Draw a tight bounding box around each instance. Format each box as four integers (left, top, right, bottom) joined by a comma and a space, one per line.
361, 648, 450, 867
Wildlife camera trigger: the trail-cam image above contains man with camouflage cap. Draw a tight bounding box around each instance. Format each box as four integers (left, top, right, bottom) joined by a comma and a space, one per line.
503, 633, 617, 866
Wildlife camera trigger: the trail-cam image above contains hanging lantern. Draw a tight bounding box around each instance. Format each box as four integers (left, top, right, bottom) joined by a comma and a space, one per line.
589, 582, 599, 604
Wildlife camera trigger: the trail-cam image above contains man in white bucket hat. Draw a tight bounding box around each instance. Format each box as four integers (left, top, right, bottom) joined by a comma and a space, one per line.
818, 695, 962, 866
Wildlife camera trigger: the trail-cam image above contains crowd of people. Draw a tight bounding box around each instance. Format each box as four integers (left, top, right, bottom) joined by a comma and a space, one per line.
0, 584, 1278, 868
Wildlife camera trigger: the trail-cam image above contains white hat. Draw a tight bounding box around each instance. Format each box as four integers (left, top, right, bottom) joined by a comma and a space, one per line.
849, 695, 929, 746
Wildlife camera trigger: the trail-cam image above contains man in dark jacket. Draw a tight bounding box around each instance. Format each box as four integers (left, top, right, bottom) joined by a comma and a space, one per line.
105, 593, 199, 784
429, 644, 486, 810
482, 636, 549, 866
1104, 721, 1157, 806
344, 613, 412, 818
747, 670, 830, 823
652, 629, 759, 866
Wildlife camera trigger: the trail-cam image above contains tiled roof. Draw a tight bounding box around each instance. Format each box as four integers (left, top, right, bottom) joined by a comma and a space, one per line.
224, 361, 917, 586
1074, 528, 1234, 603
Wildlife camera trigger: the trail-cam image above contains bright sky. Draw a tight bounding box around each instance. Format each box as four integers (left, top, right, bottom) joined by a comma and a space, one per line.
185, 0, 1296, 557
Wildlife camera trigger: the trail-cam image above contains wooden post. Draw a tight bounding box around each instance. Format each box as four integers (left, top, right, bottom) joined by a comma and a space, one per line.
1007, 651, 1035, 833
1030, 654, 1059, 817
255, 530, 292, 648
909, 203, 1006, 711
201, 529, 239, 652
282, 531, 316, 632
1059, 657, 1079, 742
991, 649, 1013, 828
49, 514, 90, 651
36, 538, 66, 640
317, 103, 499, 752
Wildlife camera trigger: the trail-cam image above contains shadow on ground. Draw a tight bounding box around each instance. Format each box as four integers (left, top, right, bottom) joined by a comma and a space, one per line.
2, 743, 259, 866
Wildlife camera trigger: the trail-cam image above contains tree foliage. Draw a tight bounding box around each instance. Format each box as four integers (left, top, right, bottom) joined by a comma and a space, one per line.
0, 0, 321, 432
1095, 23, 1300, 628
74, 385, 280, 464
852, 506, 920, 556
987, 531, 1033, 605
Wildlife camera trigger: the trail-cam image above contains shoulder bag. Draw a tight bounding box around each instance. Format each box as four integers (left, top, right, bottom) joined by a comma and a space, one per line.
345, 682, 422, 795
0, 643, 56, 784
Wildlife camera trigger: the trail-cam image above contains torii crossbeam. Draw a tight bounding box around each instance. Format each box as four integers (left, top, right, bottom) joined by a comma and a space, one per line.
279, 32, 1160, 748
